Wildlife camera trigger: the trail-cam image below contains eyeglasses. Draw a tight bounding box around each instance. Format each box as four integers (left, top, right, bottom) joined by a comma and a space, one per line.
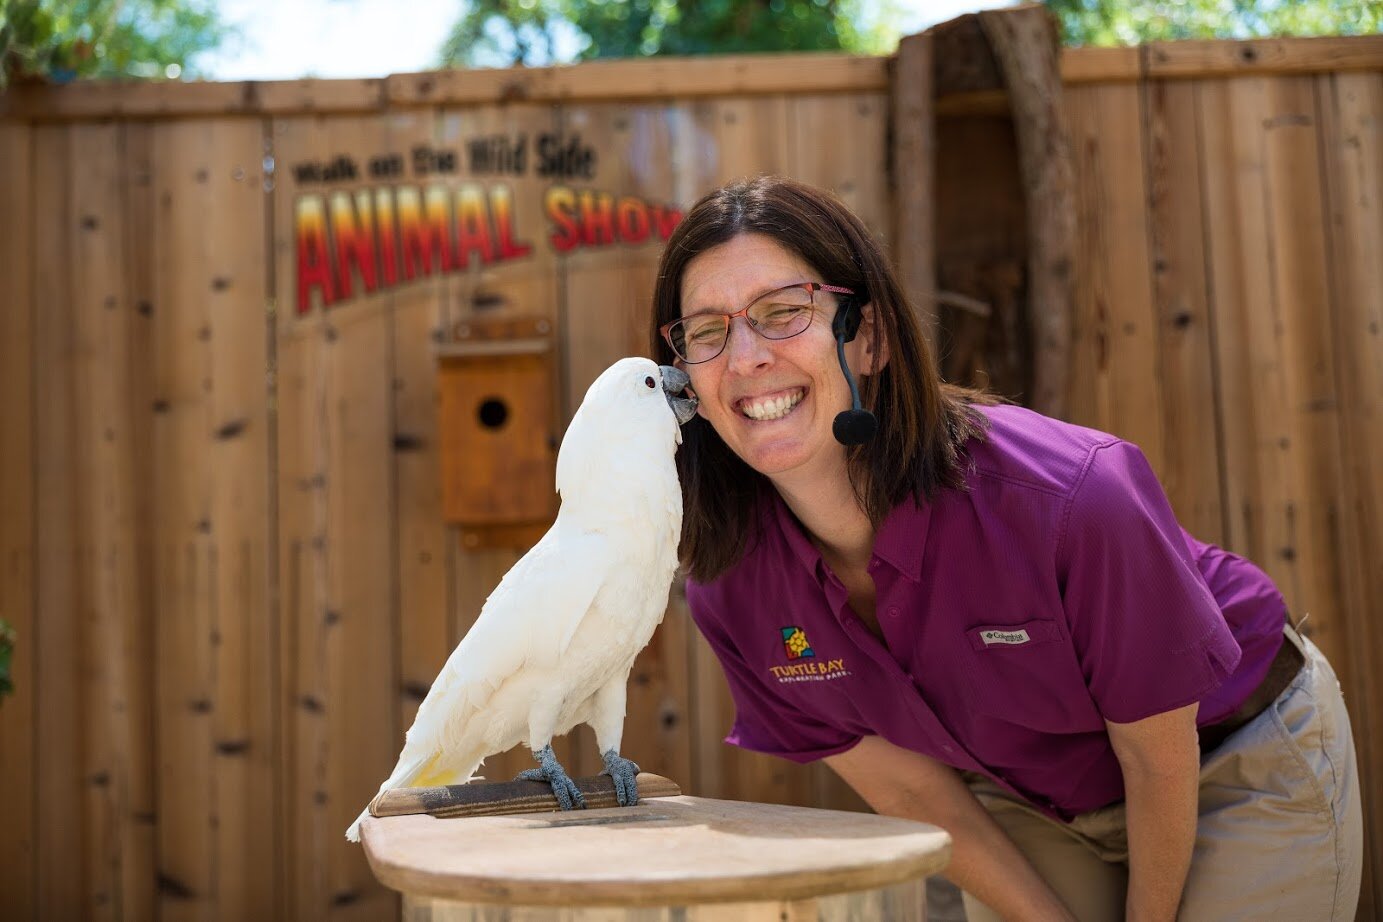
660, 282, 855, 364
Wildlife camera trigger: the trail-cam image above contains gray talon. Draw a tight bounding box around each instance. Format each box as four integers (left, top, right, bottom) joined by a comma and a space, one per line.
601, 749, 641, 807
515, 744, 586, 810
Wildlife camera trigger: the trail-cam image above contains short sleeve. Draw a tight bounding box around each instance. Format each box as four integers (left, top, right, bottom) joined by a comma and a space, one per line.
687, 582, 861, 763
1057, 440, 1242, 723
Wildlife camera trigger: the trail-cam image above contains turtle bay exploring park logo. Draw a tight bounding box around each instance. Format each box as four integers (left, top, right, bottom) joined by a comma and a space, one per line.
782, 626, 814, 660
771, 626, 852, 684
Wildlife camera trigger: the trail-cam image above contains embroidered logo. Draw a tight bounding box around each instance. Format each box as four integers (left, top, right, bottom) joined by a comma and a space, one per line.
980, 628, 1031, 646
770, 626, 852, 684
782, 626, 814, 660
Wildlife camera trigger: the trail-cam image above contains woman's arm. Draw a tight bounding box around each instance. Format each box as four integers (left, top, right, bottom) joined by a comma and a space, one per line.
1105, 703, 1200, 922
826, 735, 1077, 922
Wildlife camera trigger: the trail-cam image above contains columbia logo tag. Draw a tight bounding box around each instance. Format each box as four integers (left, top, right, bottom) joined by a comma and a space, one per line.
981, 629, 1030, 646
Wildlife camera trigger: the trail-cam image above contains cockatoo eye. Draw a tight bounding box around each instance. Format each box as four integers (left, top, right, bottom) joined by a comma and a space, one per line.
644, 375, 656, 389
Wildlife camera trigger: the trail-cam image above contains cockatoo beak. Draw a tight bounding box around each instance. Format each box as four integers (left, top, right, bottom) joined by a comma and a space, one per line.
659, 365, 698, 426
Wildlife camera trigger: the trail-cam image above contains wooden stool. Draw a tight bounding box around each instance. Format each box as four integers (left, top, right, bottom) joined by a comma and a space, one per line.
361, 793, 951, 920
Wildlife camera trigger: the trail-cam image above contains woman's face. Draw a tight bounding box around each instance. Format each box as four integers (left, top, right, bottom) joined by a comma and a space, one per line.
677, 232, 880, 484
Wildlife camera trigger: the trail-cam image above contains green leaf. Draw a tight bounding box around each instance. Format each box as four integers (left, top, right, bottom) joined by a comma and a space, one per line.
0, 618, 15, 703
1, 0, 236, 88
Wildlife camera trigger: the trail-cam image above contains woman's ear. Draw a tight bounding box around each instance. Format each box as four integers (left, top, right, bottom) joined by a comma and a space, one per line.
855, 303, 890, 375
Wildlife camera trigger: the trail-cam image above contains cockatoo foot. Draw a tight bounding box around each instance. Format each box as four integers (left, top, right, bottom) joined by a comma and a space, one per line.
516, 744, 586, 810
600, 749, 641, 806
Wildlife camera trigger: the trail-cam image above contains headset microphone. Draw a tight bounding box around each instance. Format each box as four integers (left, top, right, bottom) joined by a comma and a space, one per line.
830, 299, 878, 446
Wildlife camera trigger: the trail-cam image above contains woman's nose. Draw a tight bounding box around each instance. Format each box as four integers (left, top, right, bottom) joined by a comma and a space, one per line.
723, 316, 772, 373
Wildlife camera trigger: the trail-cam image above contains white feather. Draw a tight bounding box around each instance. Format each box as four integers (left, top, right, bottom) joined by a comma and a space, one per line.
346, 357, 684, 842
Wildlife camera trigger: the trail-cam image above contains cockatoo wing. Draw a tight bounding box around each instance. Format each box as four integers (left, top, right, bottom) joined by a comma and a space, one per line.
344, 523, 614, 842
425, 522, 613, 720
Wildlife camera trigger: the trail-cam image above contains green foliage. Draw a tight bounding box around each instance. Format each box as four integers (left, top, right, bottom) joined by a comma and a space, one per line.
0, 0, 233, 87
437, 0, 890, 69
0, 619, 14, 704
1043, 0, 1383, 46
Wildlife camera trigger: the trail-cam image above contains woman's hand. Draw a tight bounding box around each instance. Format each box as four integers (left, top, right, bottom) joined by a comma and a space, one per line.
826, 736, 1077, 922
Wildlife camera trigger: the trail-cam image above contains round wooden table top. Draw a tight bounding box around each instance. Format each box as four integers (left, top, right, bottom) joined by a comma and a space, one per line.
361, 794, 951, 907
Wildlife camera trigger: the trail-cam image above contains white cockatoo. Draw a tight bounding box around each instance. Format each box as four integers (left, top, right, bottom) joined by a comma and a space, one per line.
346, 357, 696, 842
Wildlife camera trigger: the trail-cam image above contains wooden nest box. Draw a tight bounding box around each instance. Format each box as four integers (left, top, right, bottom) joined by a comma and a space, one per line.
437, 315, 558, 549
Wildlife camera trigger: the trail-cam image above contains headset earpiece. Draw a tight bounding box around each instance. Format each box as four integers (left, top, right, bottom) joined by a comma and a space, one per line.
830, 296, 877, 446
831, 297, 863, 343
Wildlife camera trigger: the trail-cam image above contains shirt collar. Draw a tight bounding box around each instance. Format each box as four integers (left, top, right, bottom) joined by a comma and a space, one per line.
767, 488, 931, 583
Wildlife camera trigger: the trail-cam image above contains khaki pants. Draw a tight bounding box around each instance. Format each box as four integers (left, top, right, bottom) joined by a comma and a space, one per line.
962, 629, 1363, 921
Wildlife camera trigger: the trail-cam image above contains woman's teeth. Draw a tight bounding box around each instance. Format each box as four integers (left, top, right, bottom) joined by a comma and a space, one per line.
740, 389, 804, 421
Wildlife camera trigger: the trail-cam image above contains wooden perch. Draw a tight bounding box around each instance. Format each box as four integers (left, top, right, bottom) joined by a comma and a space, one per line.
369, 772, 682, 820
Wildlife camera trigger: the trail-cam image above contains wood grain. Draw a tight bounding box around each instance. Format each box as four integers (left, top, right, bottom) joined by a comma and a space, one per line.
979, 5, 1075, 419
71, 119, 154, 922
0, 112, 36, 922
150, 119, 219, 922
370, 772, 681, 818
1142, 79, 1226, 543
388, 107, 450, 752
402, 880, 926, 921
1064, 83, 1167, 466
1146, 35, 1383, 80
273, 113, 401, 922
891, 32, 938, 344
1317, 70, 1383, 922
203, 118, 277, 922
361, 795, 950, 907
33, 122, 84, 922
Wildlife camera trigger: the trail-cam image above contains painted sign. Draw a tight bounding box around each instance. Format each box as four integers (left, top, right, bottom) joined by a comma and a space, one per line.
292, 134, 683, 315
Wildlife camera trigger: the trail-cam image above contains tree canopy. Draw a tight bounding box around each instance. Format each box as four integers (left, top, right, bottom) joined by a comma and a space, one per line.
438, 0, 1382, 67
1045, 0, 1381, 46
437, 0, 892, 68
0, 0, 232, 87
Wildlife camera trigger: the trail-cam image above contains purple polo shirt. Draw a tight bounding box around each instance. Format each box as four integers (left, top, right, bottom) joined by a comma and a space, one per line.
688, 403, 1288, 821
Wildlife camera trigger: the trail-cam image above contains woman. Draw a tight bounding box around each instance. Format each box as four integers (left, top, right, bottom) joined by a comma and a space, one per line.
649, 175, 1362, 921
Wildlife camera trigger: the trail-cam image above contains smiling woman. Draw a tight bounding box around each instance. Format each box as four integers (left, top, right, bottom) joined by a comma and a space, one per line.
647, 175, 1363, 922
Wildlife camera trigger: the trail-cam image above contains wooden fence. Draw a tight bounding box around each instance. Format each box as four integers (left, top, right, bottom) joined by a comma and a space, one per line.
0, 32, 1379, 922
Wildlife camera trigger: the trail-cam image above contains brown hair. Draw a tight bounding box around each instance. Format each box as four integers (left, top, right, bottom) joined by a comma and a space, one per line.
649, 176, 994, 582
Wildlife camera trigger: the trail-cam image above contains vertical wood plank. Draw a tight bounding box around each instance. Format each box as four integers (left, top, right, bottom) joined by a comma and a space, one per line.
1064, 83, 1167, 469
150, 119, 218, 922
1142, 79, 1226, 543
203, 119, 277, 922
1258, 77, 1350, 662
790, 93, 891, 239
32, 123, 86, 922
1200, 76, 1352, 662
274, 113, 400, 922
1318, 70, 1383, 922
121, 117, 163, 921
70, 119, 157, 922
0, 118, 37, 920
1199, 77, 1301, 588
681, 96, 791, 192
389, 108, 450, 758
